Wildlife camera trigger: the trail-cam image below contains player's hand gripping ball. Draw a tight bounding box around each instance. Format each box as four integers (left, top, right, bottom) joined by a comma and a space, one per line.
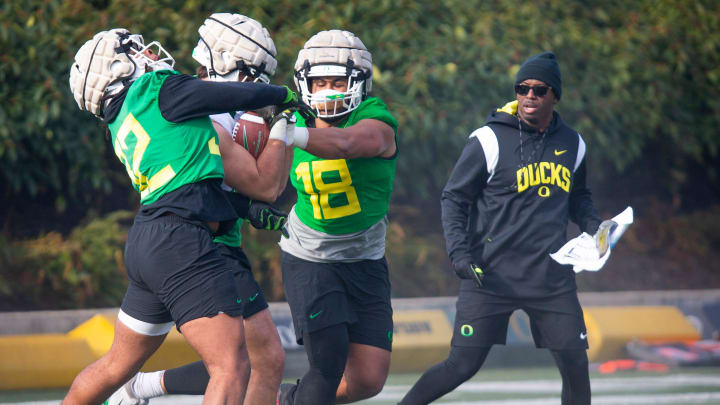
232, 111, 270, 158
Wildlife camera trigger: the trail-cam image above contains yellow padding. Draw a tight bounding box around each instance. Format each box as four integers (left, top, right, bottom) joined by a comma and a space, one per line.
68, 314, 116, 356
0, 334, 97, 389
390, 310, 453, 373
67, 314, 202, 372
584, 306, 700, 362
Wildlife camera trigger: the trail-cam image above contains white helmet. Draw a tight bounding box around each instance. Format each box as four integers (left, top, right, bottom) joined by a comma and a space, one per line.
294, 30, 372, 119
69, 28, 174, 117
192, 13, 277, 83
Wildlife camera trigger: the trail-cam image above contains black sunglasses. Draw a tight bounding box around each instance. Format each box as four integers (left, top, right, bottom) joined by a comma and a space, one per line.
515, 84, 550, 97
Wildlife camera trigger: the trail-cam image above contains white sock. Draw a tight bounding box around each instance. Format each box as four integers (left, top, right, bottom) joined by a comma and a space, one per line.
131, 371, 166, 399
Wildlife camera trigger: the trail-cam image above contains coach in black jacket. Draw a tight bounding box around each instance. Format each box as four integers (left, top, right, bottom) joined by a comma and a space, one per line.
399, 52, 601, 405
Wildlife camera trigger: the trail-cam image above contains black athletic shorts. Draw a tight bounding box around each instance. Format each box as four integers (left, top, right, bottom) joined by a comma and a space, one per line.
121, 215, 244, 330
281, 252, 393, 351
451, 282, 588, 350
215, 243, 269, 319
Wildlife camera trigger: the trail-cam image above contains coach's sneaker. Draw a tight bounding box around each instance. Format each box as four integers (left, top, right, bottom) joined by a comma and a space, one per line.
276, 381, 298, 405
104, 374, 148, 405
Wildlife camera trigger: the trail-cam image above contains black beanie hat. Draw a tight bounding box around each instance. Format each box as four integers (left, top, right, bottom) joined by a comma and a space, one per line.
515, 51, 562, 100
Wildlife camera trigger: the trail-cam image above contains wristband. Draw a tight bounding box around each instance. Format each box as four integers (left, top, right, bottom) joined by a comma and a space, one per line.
293, 127, 309, 149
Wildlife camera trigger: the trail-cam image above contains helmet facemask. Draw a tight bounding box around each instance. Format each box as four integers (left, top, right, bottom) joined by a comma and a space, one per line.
129, 35, 175, 72
296, 63, 369, 119
105, 33, 175, 96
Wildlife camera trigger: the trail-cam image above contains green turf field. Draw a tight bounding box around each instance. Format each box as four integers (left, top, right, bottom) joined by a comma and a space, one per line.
1, 366, 719, 404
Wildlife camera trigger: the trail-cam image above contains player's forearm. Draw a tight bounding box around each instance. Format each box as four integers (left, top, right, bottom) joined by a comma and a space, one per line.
303, 120, 394, 159
223, 141, 286, 202
253, 140, 290, 202
276, 146, 294, 195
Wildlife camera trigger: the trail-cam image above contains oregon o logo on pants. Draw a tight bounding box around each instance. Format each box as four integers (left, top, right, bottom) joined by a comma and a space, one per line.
460, 324, 474, 337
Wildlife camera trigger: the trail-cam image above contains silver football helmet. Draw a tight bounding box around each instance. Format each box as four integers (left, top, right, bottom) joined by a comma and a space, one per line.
192, 13, 277, 83
293, 30, 372, 119
69, 28, 174, 117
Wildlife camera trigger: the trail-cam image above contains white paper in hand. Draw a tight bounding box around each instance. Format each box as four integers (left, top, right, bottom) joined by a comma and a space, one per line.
550, 207, 634, 273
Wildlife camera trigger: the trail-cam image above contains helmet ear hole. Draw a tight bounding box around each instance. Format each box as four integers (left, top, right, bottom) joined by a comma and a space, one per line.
110, 60, 129, 76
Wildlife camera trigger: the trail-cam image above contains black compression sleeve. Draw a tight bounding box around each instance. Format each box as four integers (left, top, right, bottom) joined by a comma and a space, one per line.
158, 74, 287, 123
441, 137, 488, 265
294, 324, 349, 404
163, 361, 209, 395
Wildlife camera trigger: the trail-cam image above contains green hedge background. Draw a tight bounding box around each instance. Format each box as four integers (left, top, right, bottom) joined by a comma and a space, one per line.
1, 0, 719, 310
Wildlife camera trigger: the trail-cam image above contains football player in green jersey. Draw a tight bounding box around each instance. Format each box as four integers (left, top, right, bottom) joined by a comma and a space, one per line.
66, 28, 295, 405
276, 30, 399, 405
104, 14, 292, 405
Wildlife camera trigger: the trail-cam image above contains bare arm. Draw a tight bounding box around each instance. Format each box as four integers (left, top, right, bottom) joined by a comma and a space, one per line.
279, 145, 293, 195
304, 118, 396, 159
215, 121, 288, 203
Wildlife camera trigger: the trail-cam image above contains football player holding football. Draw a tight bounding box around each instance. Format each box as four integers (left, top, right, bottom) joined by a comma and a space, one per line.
277, 30, 399, 405
102, 14, 293, 405
65, 28, 293, 405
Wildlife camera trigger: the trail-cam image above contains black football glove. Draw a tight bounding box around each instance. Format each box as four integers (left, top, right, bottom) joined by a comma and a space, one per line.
247, 201, 288, 237
269, 110, 295, 129
278, 85, 316, 122
452, 260, 485, 288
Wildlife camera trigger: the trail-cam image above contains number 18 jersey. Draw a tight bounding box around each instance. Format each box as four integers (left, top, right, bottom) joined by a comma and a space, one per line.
291, 97, 398, 235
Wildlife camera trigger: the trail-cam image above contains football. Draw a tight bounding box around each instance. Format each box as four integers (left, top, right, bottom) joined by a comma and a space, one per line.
232, 111, 270, 158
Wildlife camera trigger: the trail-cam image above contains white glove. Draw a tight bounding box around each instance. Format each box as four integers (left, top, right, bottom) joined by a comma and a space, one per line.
279, 112, 309, 149
268, 115, 289, 145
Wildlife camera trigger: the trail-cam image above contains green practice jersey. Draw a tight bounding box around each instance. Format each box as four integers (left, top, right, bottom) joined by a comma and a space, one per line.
291, 97, 398, 234
107, 70, 224, 205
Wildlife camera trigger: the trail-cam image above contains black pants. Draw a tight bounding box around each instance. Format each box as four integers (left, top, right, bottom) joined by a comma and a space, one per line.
398, 345, 590, 405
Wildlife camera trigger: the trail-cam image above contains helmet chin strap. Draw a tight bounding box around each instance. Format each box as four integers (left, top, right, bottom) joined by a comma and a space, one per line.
319, 114, 349, 124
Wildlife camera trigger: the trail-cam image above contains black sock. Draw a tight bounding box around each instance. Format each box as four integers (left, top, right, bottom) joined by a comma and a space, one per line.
398, 346, 490, 405
293, 324, 349, 405
163, 361, 210, 395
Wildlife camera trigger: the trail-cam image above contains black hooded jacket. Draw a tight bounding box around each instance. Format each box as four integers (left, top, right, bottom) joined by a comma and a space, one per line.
441, 101, 602, 298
